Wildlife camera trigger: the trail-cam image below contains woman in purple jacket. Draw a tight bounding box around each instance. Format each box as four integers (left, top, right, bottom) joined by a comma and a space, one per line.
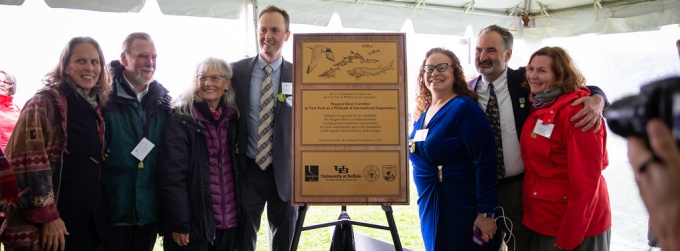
158, 57, 240, 251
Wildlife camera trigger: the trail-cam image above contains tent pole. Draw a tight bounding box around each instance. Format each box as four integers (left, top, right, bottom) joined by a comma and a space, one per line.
251, 0, 260, 55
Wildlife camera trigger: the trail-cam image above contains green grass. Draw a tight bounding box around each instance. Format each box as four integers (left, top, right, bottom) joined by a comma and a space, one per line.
154, 180, 423, 251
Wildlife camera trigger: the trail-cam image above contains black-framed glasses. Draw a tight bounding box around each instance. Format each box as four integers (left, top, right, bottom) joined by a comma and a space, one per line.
197, 75, 226, 83
0, 80, 13, 87
423, 63, 454, 73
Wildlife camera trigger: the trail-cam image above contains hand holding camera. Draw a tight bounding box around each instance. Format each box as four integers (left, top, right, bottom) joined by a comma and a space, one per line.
626, 119, 680, 251
605, 76, 680, 250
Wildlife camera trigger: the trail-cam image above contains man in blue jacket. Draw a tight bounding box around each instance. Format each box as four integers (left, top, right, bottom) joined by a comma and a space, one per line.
102, 32, 172, 251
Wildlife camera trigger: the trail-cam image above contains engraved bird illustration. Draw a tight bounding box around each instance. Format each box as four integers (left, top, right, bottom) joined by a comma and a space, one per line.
306, 45, 335, 74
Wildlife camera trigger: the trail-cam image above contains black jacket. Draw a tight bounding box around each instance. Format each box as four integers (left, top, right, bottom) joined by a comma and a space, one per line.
157, 109, 241, 242
468, 67, 609, 139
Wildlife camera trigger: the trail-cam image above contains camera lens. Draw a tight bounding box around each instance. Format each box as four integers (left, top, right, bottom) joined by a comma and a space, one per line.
604, 95, 648, 138
604, 76, 680, 147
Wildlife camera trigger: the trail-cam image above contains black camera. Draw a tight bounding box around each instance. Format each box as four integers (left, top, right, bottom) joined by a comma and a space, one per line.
604, 76, 680, 145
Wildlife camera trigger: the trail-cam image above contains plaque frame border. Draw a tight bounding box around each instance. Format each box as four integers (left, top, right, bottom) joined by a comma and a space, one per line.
291, 33, 409, 205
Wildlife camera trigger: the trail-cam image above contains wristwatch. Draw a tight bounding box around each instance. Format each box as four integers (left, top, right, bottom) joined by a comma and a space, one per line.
478, 212, 495, 218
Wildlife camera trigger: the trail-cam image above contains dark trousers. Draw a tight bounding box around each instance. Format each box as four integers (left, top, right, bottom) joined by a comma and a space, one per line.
239, 158, 297, 251
529, 228, 611, 251
497, 174, 531, 251
162, 227, 236, 251
64, 215, 103, 251
104, 224, 158, 251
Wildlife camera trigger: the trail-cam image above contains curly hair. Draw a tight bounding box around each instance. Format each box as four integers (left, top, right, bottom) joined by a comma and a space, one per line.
415, 48, 475, 114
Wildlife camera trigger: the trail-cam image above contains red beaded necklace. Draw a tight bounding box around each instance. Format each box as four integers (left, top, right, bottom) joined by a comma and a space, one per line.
209, 106, 222, 120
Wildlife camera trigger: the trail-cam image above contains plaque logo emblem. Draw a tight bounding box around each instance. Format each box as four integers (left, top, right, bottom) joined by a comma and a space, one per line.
382, 165, 396, 182
334, 165, 349, 174
305, 165, 319, 182
363, 165, 379, 182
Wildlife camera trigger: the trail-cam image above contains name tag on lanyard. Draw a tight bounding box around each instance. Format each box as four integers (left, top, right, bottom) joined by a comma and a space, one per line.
131, 137, 155, 168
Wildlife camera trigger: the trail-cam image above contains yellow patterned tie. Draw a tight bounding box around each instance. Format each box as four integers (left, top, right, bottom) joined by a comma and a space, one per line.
256, 65, 274, 170
486, 83, 505, 180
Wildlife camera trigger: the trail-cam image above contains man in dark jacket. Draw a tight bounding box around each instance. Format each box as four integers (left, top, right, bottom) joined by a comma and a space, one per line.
231, 5, 297, 251
468, 25, 608, 251
102, 32, 172, 251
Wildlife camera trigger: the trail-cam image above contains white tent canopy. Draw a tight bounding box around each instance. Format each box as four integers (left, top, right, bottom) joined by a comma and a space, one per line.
2, 0, 679, 39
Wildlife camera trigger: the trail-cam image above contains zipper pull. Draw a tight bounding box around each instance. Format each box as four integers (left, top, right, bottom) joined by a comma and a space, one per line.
438, 165, 442, 182
138, 161, 144, 169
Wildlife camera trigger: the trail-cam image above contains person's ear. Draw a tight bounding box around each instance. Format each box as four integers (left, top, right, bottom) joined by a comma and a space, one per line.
504, 49, 513, 63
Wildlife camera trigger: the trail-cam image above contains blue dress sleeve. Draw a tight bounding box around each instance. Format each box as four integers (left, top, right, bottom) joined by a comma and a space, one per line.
458, 99, 498, 214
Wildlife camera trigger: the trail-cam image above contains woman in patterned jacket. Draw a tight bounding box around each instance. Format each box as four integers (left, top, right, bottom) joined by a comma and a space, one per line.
4, 36, 112, 251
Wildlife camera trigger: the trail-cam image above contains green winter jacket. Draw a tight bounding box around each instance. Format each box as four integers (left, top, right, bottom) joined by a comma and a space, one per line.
101, 60, 172, 226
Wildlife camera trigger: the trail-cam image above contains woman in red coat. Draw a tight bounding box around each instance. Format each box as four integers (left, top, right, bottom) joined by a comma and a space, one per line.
0, 70, 20, 151
521, 47, 611, 251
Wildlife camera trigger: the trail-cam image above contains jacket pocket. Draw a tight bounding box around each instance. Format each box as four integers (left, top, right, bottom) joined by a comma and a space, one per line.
531, 180, 568, 203
525, 180, 569, 229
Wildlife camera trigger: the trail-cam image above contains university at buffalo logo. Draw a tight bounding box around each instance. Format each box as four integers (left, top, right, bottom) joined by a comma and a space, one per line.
363, 165, 379, 182
382, 165, 396, 182
334, 165, 348, 174
305, 165, 319, 182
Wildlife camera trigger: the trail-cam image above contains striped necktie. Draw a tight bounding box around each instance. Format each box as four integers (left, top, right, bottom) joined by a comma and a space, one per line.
256, 65, 274, 170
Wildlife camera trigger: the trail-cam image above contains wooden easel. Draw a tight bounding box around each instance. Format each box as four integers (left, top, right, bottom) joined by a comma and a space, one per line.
289, 203, 403, 251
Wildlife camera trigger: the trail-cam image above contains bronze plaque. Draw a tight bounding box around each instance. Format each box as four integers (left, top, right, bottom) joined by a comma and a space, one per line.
292, 33, 408, 205
301, 89, 399, 145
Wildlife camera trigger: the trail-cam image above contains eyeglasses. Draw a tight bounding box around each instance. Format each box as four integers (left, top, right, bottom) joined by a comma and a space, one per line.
0, 80, 13, 87
423, 63, 454, 73
197, 75, 226, 83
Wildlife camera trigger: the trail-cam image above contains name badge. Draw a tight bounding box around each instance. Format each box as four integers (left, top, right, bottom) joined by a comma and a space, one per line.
282, 82, 293, 95
413, 129, 428, 142
532, 119, 554, 138
131, 137, 155, 161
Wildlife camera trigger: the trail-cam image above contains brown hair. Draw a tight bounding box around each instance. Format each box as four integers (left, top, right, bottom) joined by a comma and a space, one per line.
44, 36, 112, 106
259, 5, 290, 32
415, 48, 475, 113
524, 46, 585, 94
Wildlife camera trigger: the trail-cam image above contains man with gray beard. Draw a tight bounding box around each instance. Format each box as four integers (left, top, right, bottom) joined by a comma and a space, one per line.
102, 32, 172, 251
468, 25, 608, 251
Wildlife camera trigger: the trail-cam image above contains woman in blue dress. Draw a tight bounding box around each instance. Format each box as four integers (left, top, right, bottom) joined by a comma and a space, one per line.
409, 48, 499, 251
